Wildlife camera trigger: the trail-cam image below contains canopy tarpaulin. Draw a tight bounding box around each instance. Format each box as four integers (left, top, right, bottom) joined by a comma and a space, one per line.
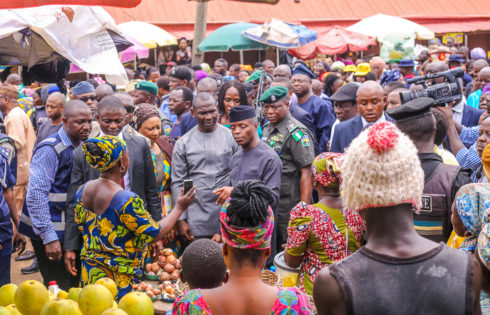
0, 6, 128, 85
0, 0, 141, 9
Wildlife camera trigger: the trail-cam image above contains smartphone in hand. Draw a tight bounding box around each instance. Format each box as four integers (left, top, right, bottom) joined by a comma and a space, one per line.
183, 180, 193, 194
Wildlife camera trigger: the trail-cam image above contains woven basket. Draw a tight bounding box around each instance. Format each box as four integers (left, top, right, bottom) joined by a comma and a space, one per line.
175, 270, 283, 296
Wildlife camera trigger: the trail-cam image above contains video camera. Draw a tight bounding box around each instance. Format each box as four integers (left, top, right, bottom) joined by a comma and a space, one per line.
399, 67, 464, 106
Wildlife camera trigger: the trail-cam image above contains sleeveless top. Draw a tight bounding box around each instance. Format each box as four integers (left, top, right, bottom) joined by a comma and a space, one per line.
329, 243, 473, 315
172, 287, 312, 315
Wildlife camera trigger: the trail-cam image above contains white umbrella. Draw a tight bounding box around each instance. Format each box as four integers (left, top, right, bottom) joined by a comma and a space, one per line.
118, 21, 177, 48
347, 14, 434, 41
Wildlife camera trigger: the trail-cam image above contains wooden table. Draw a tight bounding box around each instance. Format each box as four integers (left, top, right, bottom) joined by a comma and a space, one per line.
154, 300, 173, 315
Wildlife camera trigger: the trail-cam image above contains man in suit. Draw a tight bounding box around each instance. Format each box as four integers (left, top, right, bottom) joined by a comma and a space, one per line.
63, 96, 161, 274
330, 81, 394, 153
426, 61, 484, 128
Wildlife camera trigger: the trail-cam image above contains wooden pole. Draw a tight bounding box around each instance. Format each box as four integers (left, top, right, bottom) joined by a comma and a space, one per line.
192, 0, 208, 66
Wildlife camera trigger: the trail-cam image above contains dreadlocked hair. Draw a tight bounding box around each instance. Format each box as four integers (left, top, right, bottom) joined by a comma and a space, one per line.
227, 180, 273, 227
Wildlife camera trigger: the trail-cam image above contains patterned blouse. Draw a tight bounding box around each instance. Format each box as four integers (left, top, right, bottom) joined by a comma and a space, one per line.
286, 202, 365, 295
75, 186, 161, 299
172, 287, 312, 314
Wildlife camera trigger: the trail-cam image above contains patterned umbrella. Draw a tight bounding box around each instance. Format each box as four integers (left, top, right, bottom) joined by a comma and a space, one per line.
242, 19, 317, 48
288, 26, 376, 60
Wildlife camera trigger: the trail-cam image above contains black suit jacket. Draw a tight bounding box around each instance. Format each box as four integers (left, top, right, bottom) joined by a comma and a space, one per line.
330, 114, 395, 153
63, 132, 161, 251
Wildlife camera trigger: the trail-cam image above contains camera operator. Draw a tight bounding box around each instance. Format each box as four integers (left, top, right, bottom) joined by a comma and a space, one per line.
426, 62, 484, 128
388, 98, 471, 242
437, 99, 490, 183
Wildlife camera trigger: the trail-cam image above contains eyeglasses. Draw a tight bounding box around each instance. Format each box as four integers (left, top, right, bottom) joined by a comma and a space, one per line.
78, 95, 97, 103
125, 105, 135, 114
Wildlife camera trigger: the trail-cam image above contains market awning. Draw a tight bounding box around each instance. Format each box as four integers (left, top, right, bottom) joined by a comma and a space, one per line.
1, 0, 141, 9
103, 0, 490, 39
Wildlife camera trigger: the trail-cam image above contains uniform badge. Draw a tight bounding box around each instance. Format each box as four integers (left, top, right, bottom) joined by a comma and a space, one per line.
271, 95, 276, 102
301, 135, 310, 147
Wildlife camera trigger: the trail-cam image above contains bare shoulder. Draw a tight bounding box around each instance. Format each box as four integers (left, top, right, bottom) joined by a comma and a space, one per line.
313, 267, 347, 315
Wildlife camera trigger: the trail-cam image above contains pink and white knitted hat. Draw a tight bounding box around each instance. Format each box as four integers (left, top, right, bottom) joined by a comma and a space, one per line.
340, 121, 424, 211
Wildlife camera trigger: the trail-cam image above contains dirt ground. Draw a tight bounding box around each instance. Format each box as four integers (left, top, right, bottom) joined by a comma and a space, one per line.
10, 242, 42, 285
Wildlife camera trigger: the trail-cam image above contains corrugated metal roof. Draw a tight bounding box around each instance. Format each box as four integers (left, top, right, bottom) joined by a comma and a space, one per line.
104, 0, 490, 38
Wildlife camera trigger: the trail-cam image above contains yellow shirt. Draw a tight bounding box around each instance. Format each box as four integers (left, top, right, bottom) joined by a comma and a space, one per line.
434, 145, 459, 166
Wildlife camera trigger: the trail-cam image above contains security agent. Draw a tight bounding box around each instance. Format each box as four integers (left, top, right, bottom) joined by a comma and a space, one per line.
387, 97, 471, 242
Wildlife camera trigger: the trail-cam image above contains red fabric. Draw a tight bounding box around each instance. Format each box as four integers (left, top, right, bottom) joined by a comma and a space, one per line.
288, 26, 375, 60
0, 0, 141, 9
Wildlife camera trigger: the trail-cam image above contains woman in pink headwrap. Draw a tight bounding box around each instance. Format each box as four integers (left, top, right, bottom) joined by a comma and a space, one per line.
173, 180, 312, 314
284, 152, 365, 295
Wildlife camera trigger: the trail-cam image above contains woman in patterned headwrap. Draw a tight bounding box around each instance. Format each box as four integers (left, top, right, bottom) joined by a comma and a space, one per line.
451, 183, 490, 252
131, 103, 173, 214
75, 135, 195, 300
284, 152, 365, 295
173, 180, 312, 314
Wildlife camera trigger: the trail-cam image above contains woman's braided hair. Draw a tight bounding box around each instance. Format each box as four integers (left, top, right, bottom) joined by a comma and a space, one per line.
227, 180, 274, 227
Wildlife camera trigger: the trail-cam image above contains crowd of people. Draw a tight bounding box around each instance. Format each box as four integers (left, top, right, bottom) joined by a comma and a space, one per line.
0, 42, 489, 314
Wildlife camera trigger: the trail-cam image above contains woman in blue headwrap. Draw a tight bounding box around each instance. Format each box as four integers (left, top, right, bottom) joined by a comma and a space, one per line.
74, 135, 195, 300
451, 183, 490, 252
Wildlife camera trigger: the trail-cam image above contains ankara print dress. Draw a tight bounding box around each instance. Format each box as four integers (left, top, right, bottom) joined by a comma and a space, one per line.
75, 185, 161, 300
286, 202, 365, 295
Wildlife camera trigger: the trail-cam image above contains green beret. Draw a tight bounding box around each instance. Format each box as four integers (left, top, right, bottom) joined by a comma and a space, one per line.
260, 86, 288, 104
135, 81, 158, 95
246, 70, 263, 85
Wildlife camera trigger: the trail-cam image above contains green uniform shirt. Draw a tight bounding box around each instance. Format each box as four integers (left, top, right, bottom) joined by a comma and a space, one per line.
262, 113, 315, 246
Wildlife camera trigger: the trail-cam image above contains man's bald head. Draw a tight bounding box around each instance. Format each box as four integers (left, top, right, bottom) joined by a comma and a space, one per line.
273, 65, 292, 79
426, 61, 449, 74
357, 81, 386, 123
46, 92, 65, 106
357, 81, 384, 97
474, 60, 490, 75
311, 79, 323, 96
197, 77, 218, 94
6, 74, 21, 85
95, 84, 113, 100
193, 92, 216, 109
113, 91, 134, 107
63, 100, 91, 118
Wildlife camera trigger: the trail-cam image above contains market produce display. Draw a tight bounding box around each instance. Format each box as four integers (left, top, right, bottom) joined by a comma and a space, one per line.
0, 278, 154, 315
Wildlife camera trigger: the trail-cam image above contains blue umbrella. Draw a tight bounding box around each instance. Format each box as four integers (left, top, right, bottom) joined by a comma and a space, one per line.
242, 19, 317, 49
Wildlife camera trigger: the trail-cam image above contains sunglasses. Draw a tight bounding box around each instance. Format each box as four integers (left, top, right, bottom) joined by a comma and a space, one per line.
78, 95, 97, 103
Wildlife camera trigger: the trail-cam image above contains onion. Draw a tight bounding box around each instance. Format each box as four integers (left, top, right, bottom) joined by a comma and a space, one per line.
166, 255, 176, 265
170, 270, 180, 281
159, 272, 170, 281
145, 263, 152, 273
164, 264, 175, 273
151, 262, 160, 273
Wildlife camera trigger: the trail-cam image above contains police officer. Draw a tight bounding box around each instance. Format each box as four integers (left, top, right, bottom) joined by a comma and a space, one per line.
0, 136, 25, 285
388, 97, 471, 242
19, 100, 92, 289
261, 86, 315, 249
